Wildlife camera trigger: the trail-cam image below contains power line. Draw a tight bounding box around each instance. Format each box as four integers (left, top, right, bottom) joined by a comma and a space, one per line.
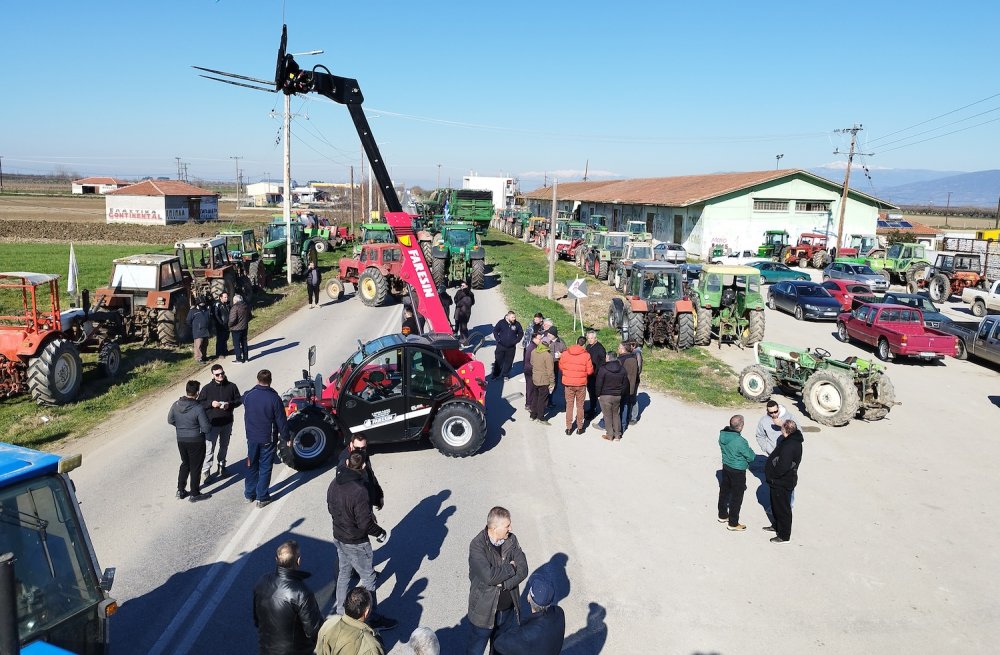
874, 116, 1000, 154
872, 104, 1000, 149
868, 91, 1000, 143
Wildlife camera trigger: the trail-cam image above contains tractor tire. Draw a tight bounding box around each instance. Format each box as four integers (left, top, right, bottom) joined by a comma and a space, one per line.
608, 299, 626, 330
812, 251, 831, 268
597, 260, 609, 280
156, 310, 179, 346
695, 306, 712, 345
429, 401, 486, 457
286, 412, 340, 470
676, 312, 695, 350
906, 278, 919, 294
358, 268, 389, 307
973, 299, 987, 317
515, 224, 523, 238
238, 275, 254, 304
27, 339, 83, 406
798, 257, 809, 269
290, 256, 305, 279
746, 310, 765, 345
738, 364, 774, 403
928, 273, 951, 302
209, 278, 227, 302
421, 242, 433, 264
802, 369, 860, 427
836, 321, 850, 343
247, 260, 264, 289
471, 259, 486, 289
876, 337, 892, 361
98, 341, 122, 378
325, 279, 345, 302
862, 375, 896, 421
313, 239, 328, 253
575, 249, 585, 267
777, 246, 790, 264
431, 256, 448, 288
625, 310, 646, 344
606, 268, 615, 286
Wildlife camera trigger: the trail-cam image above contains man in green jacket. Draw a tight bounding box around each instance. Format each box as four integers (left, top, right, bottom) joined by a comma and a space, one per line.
717, 414, 756, 531
315, 587, 385, 655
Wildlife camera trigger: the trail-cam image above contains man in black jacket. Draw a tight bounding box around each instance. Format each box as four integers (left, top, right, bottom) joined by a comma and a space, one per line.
306, 261, 321, 308
252, 540, 322, 655
467, 506, 528, 655
584, 330, 606, 419
327, 452, 397, 631
187, 299, 212, 363
337, 433, 384, 511
595, 352, 627, 441
212, 291, 232, 359
454, 280, 475, 343
491, 311, 523, 380
167, 380, 211, 502
197, 363, 241, 480
764, 419, 804, 543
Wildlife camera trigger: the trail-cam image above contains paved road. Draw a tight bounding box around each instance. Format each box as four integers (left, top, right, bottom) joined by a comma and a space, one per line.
65, 273, 999, 654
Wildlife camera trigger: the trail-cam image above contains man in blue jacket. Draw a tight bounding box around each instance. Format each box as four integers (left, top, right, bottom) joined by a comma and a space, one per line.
718, 414, 755, 531
493, 575, 565, 655
491, 311, 523, 380
242, 369, 288, 508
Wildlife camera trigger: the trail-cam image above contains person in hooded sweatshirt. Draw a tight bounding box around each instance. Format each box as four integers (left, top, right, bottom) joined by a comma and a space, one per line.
594, 352, 627, 441
764, 419, 804, 543
167, 380, 212, 502
718, 414, 755, 531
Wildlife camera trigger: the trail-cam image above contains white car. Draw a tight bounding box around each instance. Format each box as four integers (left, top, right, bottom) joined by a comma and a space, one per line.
654, 242, 687, 263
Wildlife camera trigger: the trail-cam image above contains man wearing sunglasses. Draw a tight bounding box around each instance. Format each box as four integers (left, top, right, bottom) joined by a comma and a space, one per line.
198, 364, 242, 480
755, 400, 798, 456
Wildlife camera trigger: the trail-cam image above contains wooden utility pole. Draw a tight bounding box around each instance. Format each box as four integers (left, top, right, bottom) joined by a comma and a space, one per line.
548, 180, 558, 299
583, 160, 589, 182
833, 124, 871, 252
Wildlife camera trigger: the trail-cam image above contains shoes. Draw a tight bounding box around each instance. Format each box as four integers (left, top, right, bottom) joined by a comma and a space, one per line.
256, 499, 272, 508
602, 434, 613, 441
176, 490, 189, 500
537, 419, 551, 426
188, 493, 211, 503
762, 526, 776, 532
727, 524, 747, 531
232, 359, 241, 363
614, 437, 622, 441
203, 471, 216, 483
717, 516, 729, 523
528, 415, 537, 421
244, 497, 256, 504
576, 429, 585, 435
218, 461, 227, 477
769, 536, 789, 544
565, 428, 573, 435
367, 614, 398, 631
629, 419, 638, 425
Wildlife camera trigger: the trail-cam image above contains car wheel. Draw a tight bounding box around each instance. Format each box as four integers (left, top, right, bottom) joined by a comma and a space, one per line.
877, 338, 892, 361
793, 305, 804, 321
767, 294, 776, 310
759, 275, 768, 284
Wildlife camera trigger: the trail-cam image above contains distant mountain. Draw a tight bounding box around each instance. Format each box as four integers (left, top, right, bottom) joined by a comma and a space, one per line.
809, 167, 998, 208
809, 166, 964, 191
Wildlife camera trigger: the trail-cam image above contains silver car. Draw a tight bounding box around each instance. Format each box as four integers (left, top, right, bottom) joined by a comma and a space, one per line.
822, 261, 888, 291
654, 242, 687, 263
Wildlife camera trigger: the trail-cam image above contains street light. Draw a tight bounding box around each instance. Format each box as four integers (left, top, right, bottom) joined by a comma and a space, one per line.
437, 164, 442, 190
776, 154, 784, 170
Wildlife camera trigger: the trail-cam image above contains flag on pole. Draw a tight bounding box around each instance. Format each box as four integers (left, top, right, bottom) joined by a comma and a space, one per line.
67, 243, 79, 302
443, 199, 450, 222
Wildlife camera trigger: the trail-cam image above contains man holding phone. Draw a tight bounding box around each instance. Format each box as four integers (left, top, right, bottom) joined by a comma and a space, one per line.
198, 363, 242, 480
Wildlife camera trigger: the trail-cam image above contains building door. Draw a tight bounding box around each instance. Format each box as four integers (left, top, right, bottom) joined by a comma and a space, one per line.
188, 198, 201, 222
646, 212, 655, 233
673, 215, 684, 243
613, 207, 620, 230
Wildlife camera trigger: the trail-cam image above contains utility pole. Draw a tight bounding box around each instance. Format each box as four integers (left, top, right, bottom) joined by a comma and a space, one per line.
368, 156, 374, 220
776, 154, 784, 170
833, 124, 872, 252
583, 160, 589, 182
945, 191, 952, 227
548, 180, 558, 299
0, 155, 4, 192
360, 144, 366, 222
283, 92, 293, 284
229, 156, 242, 211
994, 196, 999, 230
350, 165, 355, 234
176, 156, 181, 180
436, 164, 441, 190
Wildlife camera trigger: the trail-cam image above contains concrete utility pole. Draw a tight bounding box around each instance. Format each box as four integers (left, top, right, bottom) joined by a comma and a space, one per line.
833, 124, 872, 251
994, 196, 1000, 229
548, 180, 558, 300
283, 92, 293, 284
360, 144, 366, 222
437, 164, 441, 189
776, 154, 784, 169
176, 156, 181, 180
350, 165, 355, 234
230, 156, 242, 211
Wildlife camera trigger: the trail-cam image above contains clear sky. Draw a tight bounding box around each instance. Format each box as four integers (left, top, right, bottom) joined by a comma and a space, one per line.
2, 0, 997, 190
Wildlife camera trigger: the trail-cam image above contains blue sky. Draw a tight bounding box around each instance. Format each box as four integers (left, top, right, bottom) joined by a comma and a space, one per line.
2, 1, 997, 190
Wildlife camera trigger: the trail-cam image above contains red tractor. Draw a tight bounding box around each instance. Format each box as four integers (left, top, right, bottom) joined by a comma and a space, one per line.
779, 232, 831, 268
0, 273, 124, 406
324, 242, 411, 306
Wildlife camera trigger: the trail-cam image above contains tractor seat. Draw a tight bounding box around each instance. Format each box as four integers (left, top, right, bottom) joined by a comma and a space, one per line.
844, 356, 858, 365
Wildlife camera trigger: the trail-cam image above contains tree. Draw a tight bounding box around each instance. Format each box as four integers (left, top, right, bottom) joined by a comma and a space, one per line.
884, 229, 907, 245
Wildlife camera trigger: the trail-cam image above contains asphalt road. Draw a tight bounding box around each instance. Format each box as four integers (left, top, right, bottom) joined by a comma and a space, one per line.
65, 270, 999, 654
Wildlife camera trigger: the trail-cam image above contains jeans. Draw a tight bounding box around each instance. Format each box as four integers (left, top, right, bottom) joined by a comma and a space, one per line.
530, 383, 549, 420
177, 440, 206, 494
244, 441, 276, 501
491, 346, 516, 379
563, 385, 587, 430
718, 465, 748, 526
599, 395, 622, 438
231, 330, 248, 362
333, 540, 376, 616
467, 607, 514, 655
202, 423, 233, 477
214, 328, 229, 358
622, 393, 638, 425
307, 284, 320, 305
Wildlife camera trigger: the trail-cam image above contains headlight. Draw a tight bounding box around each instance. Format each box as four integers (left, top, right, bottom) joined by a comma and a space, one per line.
804, 304, 819, 311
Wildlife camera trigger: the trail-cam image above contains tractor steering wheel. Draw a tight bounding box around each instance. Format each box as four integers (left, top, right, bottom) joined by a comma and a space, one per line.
813, 347, 831, 359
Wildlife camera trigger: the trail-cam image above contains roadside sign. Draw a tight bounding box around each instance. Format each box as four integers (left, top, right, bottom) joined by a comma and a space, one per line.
567, 278, 588, 299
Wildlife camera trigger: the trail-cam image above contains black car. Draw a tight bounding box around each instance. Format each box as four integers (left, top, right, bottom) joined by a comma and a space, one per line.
767, 280, 843, 321
881, 292, 951, 329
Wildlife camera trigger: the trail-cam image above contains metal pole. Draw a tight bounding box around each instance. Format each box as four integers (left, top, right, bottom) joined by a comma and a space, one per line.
230, 155, 242, 213
368, 157, 373, 221
350, 165, 355, 234
0, 552, 17, 655
994, 196, 1000, 230
835, 128, 859, 253
548, 180, 557, 300
437, 164, 441, 190
283, 93, 293, 285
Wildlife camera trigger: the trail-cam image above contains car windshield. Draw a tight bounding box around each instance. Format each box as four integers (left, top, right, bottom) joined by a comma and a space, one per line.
893, 296, 936, 311
797, 285, 831, 298
849, 265, 877, 275
364, 229, 392, 243
111, 264, 158, 290
630, 246, 653, 259
2, 475, 103, 644
446, 230, 475, 247
608, 236, 627, 249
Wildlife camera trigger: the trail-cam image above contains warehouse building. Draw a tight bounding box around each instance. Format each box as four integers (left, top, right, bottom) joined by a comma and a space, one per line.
105, 179, 219, 225
245, 181, 283, 207
72, 177, 130, 194
463, 175, 516, 210
523, 169, 896, 258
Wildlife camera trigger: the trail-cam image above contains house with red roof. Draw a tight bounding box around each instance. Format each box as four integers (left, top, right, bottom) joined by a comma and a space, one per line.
105, 179, 219, 225
71, 177, 131, 194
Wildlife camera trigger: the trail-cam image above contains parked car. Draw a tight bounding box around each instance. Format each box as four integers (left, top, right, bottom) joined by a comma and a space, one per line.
962, 279, 1000, 317
881, 292, 950, 329
938, 315, 1000, 363
767, 280, 844, 321
836, 303, 960, 361
654, 242, 687, 263
746, 261, 809, 284
823, 261, 889, 291
821, 279, 878, 312
678, 263, 702, 285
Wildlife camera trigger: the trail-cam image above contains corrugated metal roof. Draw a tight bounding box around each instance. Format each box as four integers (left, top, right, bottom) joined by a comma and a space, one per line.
523, 169, 896, 208
107, 179, 217, 197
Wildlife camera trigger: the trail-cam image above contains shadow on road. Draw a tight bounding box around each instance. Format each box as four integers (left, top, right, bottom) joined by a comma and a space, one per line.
990, 395, 1000, 409
250, 340, 300, 361
562, 601, 609, 654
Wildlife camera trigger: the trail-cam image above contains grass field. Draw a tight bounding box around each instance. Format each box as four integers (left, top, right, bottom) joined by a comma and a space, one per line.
484, 233, 745, 407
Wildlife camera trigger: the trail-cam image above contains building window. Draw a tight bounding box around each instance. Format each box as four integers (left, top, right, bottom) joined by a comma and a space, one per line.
795, 201, 831, 212
753, 199, 789, 211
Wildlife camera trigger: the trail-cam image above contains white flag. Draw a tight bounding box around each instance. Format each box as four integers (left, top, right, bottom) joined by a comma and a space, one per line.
67, 243, 79, 299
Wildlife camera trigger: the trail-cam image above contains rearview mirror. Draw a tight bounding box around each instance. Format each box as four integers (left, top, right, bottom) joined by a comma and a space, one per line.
308, 345, 316, 367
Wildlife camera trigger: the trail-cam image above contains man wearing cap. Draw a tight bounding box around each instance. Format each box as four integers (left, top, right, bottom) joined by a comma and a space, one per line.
492, 575, 565, 655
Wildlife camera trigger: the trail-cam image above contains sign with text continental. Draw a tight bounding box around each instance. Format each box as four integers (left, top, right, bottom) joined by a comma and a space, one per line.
107, 207, 166, 223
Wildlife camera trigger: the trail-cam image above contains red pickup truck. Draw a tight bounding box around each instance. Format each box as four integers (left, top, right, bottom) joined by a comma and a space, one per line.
836, 303, 960, 362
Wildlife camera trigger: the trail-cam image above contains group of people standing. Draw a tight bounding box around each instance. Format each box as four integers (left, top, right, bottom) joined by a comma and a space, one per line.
186, 291, 253, 364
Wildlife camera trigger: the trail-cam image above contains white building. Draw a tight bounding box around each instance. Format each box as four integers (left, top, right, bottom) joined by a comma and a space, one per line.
105, 179, 219, 225
523, 169, 896, 258
462, 175, 515, 210
72, 177, 130, 194
246, 182, 284, 206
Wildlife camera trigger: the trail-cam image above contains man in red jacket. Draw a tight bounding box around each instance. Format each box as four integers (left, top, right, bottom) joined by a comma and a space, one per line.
558, 336, 593, 435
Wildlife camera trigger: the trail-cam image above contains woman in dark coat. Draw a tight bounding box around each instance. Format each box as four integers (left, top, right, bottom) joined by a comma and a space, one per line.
453, 279, 476, 343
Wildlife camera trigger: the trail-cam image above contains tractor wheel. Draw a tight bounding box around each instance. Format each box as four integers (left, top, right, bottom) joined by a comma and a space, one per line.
358, 268, 389, 307
290, 256, 306, 279
614, 271, 624, 291
972, 299, 987, 317
812, 251, 831, 268
286, 412, 340, 470
429, 401, 486, 457
695, 306, 712, 345
421, 242, 433, 264
575, 249, 585, 267
515, 224, 523, 238
27, 339, 83, 406
676, 312, 695, 350
431, 256, 448, 288
956, 338, 968, 360
836, 321, 850, 343
928, 273, 951, 302
746, 310, 765, 345
325, 279, 344, 302
597, 260, 609, 280
862, 375, 895, 421
471, 259, 486, 289
98, 341, 122, 378
906, 278, 919, 294
156, 310, 179, 346
625, 310, 646, 344
247, 260, 264, 289
777, 246, 790, 264
798, 257, 809, 269
606, 268, 615, 286
738, 364, 774, 403
313, 240, 328, 253
209, 278, 228, 302
802, 369, 860, 427
876, 337, 892, 361
608, 299, 625, 330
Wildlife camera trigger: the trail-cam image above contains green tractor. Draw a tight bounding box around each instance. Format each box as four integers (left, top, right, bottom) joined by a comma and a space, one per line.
689, 265, 766, 347
583, 232, 630, 280
738, 342, 897, 427
262, 218, 317, 281
758, 230, 790, 259
353, 222, 395, 256
431, 222, 486, 289
625, 220, 651, 241
218, 228, 267, 291
839, 242, 930, 286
